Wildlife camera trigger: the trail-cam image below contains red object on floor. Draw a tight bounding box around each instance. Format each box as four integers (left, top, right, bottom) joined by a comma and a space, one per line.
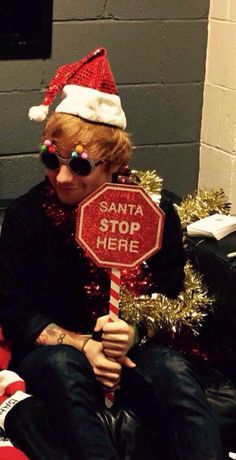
0, 327, 11, 370
0, 370, 26, 404
0, 329, 28, 458
0, 445, 29, 459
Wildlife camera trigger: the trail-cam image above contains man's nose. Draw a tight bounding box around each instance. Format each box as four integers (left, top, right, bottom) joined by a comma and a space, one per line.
56, 164, 74, 182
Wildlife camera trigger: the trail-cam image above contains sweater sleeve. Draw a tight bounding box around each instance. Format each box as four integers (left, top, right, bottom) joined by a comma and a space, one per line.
145, 195, 186, 298
0, 202, 54, 356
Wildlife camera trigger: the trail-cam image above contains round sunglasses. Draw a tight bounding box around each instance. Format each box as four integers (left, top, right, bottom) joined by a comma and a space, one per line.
41, 151, 104, 177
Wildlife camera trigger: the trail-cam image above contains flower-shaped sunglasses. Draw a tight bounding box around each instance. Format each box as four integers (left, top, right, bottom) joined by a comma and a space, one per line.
40, 140, 103, 177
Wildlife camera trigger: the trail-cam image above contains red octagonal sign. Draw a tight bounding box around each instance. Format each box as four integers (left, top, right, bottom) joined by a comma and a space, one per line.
76, 183, 165, 269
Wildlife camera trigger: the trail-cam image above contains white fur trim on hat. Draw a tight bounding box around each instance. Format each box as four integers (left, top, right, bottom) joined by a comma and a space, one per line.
55, 85, 127, 129
28, 104, 49, 122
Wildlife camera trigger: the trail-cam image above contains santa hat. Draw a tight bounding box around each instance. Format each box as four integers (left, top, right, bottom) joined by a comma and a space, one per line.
29, 47, 127, 129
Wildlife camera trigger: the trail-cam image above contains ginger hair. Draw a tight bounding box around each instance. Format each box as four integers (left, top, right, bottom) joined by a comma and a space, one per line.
43, 113, 132, 172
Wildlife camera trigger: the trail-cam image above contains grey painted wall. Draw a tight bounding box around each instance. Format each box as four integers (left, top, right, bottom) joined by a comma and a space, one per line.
0, 0, 210, 200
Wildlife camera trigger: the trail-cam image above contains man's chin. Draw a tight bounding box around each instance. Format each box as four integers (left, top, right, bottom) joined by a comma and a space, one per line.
57, 189, 89, 205
56, 191, 79, 206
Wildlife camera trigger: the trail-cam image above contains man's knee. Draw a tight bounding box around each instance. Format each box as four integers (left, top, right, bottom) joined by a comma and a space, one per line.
134, 345, 201, 391
18, 345, 93, 392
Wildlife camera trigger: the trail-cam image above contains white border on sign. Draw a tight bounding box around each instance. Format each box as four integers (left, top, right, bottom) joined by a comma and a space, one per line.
76, 183, 165, 269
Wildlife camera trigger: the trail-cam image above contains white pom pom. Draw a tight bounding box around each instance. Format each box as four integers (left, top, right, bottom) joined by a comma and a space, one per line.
28, 105, 49, 122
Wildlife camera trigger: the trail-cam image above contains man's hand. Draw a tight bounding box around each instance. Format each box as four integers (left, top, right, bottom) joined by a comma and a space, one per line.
94, 315, 136, 368
36, 323, 84, 346
36, 324, 122, 390
83, 339, 122, 390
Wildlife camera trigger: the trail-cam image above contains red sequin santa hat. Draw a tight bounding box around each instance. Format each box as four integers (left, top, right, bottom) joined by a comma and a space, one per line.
28, 47, 126, 129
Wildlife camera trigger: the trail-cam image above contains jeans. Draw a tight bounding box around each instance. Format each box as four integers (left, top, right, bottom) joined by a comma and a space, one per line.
16, 343, 223, 460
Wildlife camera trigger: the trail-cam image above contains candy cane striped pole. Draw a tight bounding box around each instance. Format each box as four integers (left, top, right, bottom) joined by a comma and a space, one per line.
109, 268, 121, 321
105, 267, 121, 408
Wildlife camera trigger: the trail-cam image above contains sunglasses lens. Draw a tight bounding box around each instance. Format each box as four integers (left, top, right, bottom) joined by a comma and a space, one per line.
41, 152, 60, 170
41, 151, 95, 176
69, 157, 92, 176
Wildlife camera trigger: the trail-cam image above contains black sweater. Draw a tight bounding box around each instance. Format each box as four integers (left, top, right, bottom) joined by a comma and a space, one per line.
0, 181, 186, 365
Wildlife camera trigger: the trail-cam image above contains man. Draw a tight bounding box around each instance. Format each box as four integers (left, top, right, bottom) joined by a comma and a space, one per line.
0, 48, 223, 460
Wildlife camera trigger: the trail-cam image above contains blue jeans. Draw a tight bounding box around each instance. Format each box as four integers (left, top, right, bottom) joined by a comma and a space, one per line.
16, 343, 223, 460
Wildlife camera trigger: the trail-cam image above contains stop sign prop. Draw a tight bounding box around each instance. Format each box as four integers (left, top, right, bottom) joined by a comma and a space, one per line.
76, 183, 165, 269
75, 183, 165, 407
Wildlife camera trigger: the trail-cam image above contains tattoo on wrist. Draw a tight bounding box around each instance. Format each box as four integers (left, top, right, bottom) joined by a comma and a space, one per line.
57, 333, 66, 344
46, 323, 58, 336
37, 324, 67, 345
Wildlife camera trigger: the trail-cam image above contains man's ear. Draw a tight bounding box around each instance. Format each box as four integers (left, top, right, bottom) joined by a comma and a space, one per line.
110, 164, 121, 174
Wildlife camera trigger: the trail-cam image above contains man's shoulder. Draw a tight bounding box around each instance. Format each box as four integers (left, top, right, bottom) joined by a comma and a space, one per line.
3, 182, 46, 229
7, 182, 44, 212
159, 191, 178, 218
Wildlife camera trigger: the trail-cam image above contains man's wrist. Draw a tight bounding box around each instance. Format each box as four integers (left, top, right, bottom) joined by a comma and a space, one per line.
132, 317, 158, 347
36, 323, 68, 345
131, 322, 149, 347
81, 336, 93, 355
36, 323, 91, 348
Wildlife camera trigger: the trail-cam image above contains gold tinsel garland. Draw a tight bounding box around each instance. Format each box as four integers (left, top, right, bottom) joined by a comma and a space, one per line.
175, 188, 231, 230
130, 169, 163, 197
120, 171, 231, 337
120, 261, 214, 337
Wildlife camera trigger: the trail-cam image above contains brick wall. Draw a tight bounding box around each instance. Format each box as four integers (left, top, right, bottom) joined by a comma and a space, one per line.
200, 0, 236, 213
0, 0, 209, 201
